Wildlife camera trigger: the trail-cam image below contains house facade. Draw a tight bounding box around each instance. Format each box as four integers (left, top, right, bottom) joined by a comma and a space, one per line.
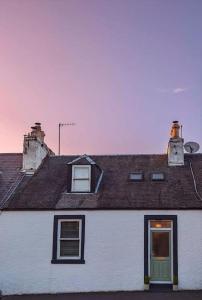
0, 122, 202, 295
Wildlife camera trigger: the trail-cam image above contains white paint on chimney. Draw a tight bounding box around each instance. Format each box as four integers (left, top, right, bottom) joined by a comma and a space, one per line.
22, 123, 54, 174
168, 121, 184, 166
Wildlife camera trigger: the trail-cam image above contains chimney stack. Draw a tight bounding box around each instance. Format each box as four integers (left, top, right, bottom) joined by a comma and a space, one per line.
22, 123, 54, 174
167, 121, 184, 166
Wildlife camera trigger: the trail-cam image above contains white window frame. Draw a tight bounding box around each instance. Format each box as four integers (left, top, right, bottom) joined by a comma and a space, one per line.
57, 219, 82, 260
71, 165, 91, 193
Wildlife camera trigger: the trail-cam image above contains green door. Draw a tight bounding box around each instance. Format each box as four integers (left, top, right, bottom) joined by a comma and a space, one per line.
150, 230, 171, 282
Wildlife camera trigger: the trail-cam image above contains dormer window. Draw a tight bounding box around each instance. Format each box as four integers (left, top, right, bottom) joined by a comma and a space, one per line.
71, 165, 91, 192
67, 155, 103, 194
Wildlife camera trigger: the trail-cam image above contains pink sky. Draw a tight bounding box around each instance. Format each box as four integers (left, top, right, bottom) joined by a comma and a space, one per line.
0, 0, 201, 155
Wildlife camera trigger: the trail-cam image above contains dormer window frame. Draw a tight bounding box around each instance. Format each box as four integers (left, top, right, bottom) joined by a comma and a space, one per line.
71, 165, 91, 193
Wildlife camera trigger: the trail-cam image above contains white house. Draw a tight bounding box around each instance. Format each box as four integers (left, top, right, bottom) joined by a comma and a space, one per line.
0, 121, 202, 295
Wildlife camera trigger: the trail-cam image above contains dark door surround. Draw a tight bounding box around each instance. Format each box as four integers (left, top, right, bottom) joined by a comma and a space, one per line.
144, 215, 178, 284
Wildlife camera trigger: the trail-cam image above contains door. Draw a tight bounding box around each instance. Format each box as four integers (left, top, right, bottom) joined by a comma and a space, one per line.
150, 230, 171, 282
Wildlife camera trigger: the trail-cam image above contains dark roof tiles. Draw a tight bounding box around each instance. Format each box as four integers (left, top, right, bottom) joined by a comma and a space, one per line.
4, 154, 202, 210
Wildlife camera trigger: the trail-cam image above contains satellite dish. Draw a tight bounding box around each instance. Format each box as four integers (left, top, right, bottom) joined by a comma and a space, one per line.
184, 142, 200, 153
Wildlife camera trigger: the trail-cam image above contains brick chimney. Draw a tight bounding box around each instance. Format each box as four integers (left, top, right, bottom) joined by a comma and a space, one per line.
22, 123, 54, 174
167, 121, 184, 166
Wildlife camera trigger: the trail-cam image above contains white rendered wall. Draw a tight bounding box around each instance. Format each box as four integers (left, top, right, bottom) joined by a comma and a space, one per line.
0, 210, 202, 295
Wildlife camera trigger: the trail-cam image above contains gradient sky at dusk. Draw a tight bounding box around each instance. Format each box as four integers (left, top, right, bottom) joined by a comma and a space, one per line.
0, 0, 201, 154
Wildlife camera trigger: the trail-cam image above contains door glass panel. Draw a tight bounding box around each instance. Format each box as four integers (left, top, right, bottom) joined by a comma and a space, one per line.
150, 220, 171, 228
152, 232, 169, 257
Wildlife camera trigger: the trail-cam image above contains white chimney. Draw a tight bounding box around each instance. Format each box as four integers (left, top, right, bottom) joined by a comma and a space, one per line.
22, 123, 54, 174
167, 121, 184, 166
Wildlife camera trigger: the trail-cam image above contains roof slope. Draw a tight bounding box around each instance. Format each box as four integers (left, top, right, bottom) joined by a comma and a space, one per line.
0, 154, 23, 208
5, 154, 202, 210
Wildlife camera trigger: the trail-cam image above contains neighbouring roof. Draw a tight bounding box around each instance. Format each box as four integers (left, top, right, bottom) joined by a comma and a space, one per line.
0, 154, 24, 208
3, 153, 202, 210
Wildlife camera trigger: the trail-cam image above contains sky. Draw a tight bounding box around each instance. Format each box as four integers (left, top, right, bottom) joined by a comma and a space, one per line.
0, 0, 201, 155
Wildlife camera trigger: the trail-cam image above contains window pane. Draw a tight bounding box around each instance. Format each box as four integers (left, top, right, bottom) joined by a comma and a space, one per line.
129, 173, 143, 181
151, 173, 165, 181
73, 179, 90, 192
150, 220, 171, 228
74, 167, 89, 179
60, 240, 80, 257
152, 232, 169, 257
61, 221, 79, 238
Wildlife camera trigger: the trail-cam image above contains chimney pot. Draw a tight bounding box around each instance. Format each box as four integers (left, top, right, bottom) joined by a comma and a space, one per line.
170, 121, 180, 139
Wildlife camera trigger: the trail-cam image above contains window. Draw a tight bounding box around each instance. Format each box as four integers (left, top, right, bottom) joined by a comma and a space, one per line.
151, 172, 165, 181
129, 172, 143, 181
72, 165, 91, 192
52, 215, 85, 264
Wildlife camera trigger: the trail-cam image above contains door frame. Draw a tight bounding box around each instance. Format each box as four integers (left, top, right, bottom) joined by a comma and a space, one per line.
149, 224, 173, 283
144, 215, 178, 285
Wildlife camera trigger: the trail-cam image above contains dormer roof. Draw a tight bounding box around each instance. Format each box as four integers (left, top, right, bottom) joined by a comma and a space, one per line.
67, 154, 96, 165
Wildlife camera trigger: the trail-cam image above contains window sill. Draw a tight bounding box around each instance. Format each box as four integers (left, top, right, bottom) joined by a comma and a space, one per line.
51, 259, 85, 264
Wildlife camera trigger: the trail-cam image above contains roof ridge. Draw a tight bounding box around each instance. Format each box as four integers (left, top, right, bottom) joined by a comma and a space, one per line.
52, 154, 168, 158
0, 153, 22, 156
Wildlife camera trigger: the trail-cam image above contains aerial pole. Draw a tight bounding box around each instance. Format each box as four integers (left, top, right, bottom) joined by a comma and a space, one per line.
58, 122, 75, 155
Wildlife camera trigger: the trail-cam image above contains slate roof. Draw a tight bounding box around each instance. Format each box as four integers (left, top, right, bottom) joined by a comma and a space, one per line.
0, 153, 23, 208
4, 153, 202, 210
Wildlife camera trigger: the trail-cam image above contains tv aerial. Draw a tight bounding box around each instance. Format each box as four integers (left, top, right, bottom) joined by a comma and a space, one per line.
184, 141, 200, 153
58, 122, 76, 155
